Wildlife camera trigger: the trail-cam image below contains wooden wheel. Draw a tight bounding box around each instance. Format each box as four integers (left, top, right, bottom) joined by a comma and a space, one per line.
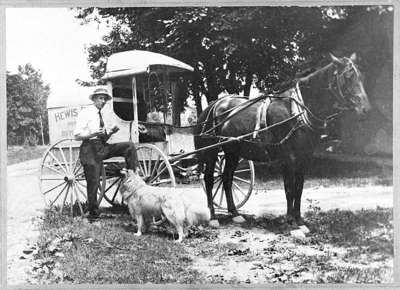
39, 138, 106, 216
101, 161, 126, 206
136, 144, 176, 187
136, 143, 176, 225
100, 143, 177, 205
202, 153, 255, 210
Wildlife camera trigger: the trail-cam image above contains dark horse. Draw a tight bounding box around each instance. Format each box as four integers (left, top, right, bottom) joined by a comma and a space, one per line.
194, 53, 371, 225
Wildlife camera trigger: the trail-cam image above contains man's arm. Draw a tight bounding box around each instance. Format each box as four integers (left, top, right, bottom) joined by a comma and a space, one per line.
73, 111, 104, 141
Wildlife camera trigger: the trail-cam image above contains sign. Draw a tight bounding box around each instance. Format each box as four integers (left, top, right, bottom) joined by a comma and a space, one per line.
47, 105, 89, 143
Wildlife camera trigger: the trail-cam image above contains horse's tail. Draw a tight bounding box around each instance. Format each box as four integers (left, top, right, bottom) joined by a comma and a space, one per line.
193, 99, 220, 170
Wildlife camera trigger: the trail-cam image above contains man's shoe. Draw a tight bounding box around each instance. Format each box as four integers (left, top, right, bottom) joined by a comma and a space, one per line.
85, 208, 100, 220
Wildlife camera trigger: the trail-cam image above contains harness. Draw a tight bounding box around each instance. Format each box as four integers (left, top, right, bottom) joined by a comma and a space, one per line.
197, 59, 360, 147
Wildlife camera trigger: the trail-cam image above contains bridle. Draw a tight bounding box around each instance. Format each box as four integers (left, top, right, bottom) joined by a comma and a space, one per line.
327, 58, 361, 111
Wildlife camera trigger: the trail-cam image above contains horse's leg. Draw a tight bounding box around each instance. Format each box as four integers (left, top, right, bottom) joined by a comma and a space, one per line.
203, 152, 218, 219
282, 164, 296, 224
222, 152, 240, 216
293, 167, 306, 225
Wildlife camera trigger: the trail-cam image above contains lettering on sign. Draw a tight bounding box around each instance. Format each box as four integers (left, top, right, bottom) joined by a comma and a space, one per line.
54, 108, 79, 122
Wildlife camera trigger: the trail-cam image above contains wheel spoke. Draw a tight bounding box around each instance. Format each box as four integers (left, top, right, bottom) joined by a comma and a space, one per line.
213, 174, 222, 181
70, 183, 74, 216
150, 155, 161, 179
110, 178, 122, 203
212, 179, 223, 200
147, 149, 153, 176
233, 176, 251, 185
73, 160, 82, 175
58, 146, 70, 173
218, 186, 225, 206
42, 163, 65, 176
105, 177, 121, 192
75, 182, 88, 200
234, 168, 251, 174
138, 160, 146, 176
148, 162, 168, 183
60, 184, 71, 214
49, 183, 68, 207
48, 150, 68, 175
232, 181, 246, 197
72, 184, 84, 216
43, 181, 67, 195
41, 177, 67, 181
69, 143, 73, 173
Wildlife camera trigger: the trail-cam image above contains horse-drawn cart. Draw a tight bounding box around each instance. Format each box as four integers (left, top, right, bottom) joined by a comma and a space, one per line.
39, 50, 255, 216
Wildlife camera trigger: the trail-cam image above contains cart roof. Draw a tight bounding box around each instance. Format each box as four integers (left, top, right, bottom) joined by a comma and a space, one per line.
103, 50, 194, 80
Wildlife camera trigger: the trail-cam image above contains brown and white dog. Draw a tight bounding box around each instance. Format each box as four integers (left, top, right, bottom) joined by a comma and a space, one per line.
120, 169, 210, 242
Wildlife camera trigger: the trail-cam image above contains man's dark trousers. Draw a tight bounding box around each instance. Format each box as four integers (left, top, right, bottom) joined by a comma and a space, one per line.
79, 139, 138, 214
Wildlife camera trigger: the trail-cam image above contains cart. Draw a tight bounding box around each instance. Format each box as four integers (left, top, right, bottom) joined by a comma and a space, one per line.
39, 50, 255, 216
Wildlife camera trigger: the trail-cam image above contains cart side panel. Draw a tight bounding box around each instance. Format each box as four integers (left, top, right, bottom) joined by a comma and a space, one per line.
166, 127, 195, 155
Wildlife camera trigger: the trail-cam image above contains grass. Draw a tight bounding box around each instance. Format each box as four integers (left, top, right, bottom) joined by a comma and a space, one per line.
7, 145, 47, 165
33, 209, 203, 284
29, 154, 393, 284
31, 204, 393, 284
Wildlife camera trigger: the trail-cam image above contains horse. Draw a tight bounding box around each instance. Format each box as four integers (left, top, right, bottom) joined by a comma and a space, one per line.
194, 53, 371, 225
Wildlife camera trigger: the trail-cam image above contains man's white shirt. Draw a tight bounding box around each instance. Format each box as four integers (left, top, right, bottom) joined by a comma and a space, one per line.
74, 104, 116, 139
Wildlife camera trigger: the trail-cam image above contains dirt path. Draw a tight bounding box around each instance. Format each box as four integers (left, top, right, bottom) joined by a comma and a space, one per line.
6, 159, 393, 285
7, 158, 45, 285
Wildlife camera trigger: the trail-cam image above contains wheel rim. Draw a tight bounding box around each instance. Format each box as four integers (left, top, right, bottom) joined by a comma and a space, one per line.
203, 154, 255, 210
39, 138, 105, 216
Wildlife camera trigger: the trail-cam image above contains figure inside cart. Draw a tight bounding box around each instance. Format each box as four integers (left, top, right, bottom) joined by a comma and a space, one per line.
74, 87, 138, 220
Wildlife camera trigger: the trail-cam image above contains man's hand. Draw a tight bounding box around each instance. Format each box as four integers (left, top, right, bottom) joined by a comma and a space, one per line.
95, 128, 107, 137
110, 125, 120, 134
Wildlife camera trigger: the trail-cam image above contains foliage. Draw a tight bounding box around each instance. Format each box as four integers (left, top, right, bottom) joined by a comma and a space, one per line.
7, 64, 50, 145
7, 145, 47, 165
73, 6, 392, 117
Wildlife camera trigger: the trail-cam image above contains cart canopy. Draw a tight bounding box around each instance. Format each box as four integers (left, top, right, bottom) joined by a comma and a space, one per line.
103, 50, 194, 80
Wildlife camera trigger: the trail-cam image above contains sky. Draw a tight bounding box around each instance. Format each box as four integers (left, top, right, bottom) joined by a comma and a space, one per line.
6, 8, 110, 107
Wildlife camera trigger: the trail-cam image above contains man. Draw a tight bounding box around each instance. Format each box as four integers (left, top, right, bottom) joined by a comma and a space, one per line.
74, 87, 138, 219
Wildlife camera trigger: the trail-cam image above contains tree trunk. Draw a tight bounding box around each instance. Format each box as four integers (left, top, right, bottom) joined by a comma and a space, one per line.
192, 69, 203, 117
243, 70, 253, 97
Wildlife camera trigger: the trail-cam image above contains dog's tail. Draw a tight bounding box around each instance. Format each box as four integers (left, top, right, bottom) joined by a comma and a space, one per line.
185, 203, 211, 226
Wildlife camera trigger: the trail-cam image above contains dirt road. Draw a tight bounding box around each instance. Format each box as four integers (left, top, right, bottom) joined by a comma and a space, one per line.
7, 158, 393, 285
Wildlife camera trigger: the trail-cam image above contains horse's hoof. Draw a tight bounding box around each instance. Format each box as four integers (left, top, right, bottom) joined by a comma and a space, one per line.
298, 225, 310, 235
232, 215, 246, 224
295, 217, 306, 226
290, 229, 306, 240
285, 216, 296, 225
209, 219, 220, 228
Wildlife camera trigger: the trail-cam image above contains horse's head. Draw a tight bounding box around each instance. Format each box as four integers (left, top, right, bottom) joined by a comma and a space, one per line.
329, 53, 371, 117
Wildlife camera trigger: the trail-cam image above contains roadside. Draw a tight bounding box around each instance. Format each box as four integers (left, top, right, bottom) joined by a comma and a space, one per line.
7, 158, 44, 285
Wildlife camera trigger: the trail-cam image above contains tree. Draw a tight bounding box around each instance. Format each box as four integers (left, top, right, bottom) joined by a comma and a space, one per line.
73, 6, 392, 117
7, 64, 50, 146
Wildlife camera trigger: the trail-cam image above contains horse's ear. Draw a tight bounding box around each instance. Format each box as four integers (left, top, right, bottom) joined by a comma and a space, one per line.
329, 53, 342, 65
350, 52, 357, 61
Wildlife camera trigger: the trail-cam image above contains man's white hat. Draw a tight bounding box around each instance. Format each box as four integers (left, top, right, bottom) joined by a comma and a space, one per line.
89, 87, 112, 101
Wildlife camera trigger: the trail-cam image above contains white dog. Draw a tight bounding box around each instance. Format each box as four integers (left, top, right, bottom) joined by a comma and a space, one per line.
120, 169, 210, 242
